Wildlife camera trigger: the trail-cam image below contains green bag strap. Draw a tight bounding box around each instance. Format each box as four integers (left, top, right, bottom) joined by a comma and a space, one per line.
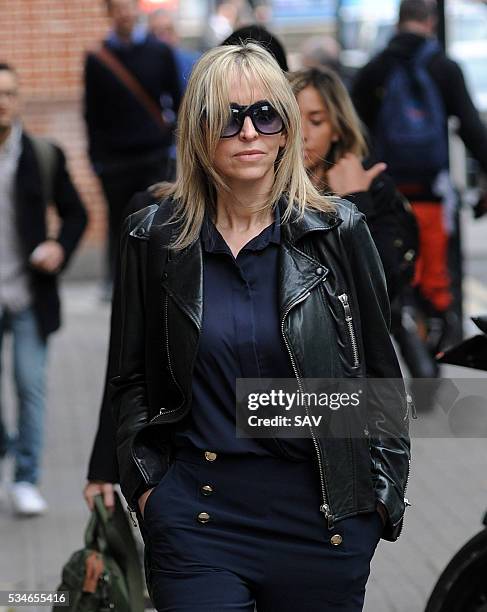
92, 494, 145, 612
31, 136, 57, 205
84, 502, 108, 554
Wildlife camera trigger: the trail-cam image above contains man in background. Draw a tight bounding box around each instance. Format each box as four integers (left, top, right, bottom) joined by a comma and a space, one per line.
352, 0, 487, 353
84, 0, 181, 294
0, 63, 87, 515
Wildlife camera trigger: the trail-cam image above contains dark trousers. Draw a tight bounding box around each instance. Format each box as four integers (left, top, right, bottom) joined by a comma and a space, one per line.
138, 447, 383, 612
99, 150, 174, 283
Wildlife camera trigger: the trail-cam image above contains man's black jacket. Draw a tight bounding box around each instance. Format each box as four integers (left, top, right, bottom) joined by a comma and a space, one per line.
83, 35, 181, 173
108, 196, 410, 541
352, 32, 487, 177
14, 132, 87, 338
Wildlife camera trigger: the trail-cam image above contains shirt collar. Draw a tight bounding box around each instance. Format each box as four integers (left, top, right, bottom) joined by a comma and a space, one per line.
106, 22, 148, 49
202, 205, 281, 254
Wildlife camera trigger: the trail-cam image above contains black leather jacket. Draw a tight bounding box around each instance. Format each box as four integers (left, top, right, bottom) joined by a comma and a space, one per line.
110, 196, 411, 541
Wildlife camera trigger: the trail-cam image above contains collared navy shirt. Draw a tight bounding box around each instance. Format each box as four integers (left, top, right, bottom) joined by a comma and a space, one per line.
174, 209, 312, 459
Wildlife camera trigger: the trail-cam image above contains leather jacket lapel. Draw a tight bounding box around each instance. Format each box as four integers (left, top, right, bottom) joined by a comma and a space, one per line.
162, 239, 203, 332
278, 241, 329, 321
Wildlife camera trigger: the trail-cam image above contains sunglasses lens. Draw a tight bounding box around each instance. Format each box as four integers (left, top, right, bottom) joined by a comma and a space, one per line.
221, 108, 242, 138
253, 104, 283, 134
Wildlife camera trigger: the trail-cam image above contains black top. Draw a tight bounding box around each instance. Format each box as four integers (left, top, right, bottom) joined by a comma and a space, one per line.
83, 34, 181, 172
351, 32, 487, 193
174, 208, 312, 459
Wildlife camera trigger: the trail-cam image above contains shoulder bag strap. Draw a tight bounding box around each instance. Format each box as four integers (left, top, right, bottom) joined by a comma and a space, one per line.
93, 45, 168, 133
30, 136, 57, 205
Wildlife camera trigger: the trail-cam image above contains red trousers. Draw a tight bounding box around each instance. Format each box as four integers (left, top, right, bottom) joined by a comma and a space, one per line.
411, 201, 452, 313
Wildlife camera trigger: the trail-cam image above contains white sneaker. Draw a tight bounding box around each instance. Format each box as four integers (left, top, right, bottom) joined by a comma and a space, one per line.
10, 482, 48, 516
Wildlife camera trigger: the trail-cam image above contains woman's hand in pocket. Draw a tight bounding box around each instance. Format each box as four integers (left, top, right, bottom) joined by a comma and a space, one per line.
139, 487, 155, 518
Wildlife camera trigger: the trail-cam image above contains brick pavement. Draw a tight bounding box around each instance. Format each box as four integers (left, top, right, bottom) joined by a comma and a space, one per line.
0, 281, 486, 612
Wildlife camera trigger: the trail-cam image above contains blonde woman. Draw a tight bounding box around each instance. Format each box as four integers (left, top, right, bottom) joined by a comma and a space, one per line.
289, 67, 418, 302
110, 43, 410, 611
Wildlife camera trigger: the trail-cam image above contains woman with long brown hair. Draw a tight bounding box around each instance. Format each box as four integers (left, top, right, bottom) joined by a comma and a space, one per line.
289, 66, 417, 302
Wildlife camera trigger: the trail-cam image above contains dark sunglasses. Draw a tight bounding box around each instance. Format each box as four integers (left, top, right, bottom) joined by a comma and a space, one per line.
221, 100, 284, 138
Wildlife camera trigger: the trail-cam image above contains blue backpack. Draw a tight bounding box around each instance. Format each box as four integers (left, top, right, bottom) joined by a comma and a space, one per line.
374, 39, 448, 183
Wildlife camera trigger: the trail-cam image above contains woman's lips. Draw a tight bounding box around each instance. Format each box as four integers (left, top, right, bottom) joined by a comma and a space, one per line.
235, 150, 265, 160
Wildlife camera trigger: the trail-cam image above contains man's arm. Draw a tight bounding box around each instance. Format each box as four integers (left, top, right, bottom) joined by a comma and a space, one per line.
434, 56, 487, 175
50, 146, 87, 268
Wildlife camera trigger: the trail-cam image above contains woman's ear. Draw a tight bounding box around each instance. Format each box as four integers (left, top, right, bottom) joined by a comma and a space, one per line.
279, 131, 287, 148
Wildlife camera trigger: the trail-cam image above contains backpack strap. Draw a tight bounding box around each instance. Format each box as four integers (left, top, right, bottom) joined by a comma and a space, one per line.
414, 38, 441, 67
30, 136, 58, 205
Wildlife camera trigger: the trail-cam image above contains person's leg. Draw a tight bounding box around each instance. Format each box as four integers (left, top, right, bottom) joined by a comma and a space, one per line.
149, 567, 255, 612
100, 173, 135, 286
257, 511, 383, 612
11, 307, 48, 485
411, 202, 452, 313
136, 457, 256, 612
0, 311, 8, 460
100, 153, 170, 286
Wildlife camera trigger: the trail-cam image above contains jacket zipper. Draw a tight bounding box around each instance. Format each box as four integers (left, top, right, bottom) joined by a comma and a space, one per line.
164, 293, 178, 397
280, 291, 334, 529
394, 458, 412, 539
338, 293, 360, 368
150, 293, 184, 424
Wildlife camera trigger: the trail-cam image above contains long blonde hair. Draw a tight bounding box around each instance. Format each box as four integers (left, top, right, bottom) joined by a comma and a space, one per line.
156, 42, 334, 250
288, 67, 367, 164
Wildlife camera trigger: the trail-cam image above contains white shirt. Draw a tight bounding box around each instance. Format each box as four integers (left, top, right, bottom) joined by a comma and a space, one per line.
0, 123, 32, 313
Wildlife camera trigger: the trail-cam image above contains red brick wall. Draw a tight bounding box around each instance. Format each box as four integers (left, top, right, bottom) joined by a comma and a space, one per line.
0, 0, 110, 247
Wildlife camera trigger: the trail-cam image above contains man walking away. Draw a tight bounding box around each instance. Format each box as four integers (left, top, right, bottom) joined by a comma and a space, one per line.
0, 63, 87, 515
352, 0, 487, 352
84, 0, 181, 293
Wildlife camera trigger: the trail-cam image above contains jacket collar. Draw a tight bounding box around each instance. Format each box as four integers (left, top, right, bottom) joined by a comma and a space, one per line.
158, 195, 342, 331
277, 196, 342, 245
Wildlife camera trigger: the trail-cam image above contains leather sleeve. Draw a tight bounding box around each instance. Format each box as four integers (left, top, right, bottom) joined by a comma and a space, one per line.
87, 192, 157, 485
109, 211, 152, 507
346, 207, 411, 541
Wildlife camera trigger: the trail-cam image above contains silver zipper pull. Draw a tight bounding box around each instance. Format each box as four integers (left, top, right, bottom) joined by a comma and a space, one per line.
127, 505, 138, 527
150, 406, 166, 423
320, 503, 335, 528
406, 394, 417, 420
338, 293, 352, 319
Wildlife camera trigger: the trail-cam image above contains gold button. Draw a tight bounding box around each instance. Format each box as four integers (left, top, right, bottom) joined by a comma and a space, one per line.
330, 534, 343, 546
200, 484, 213, 496
204, 451, 217, 462
197, 511, 211, 524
